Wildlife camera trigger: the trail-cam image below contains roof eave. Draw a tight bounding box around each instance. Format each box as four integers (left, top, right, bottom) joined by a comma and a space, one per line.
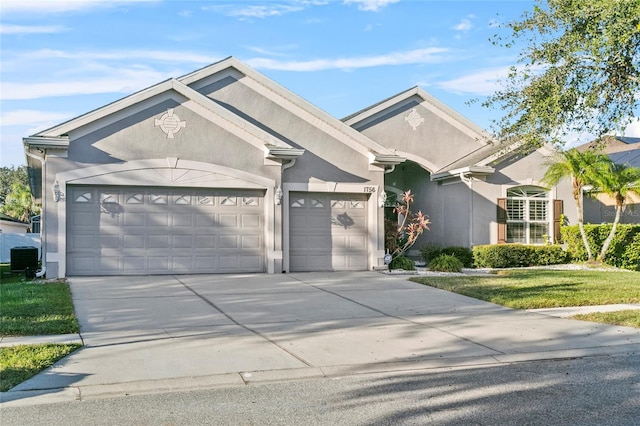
431, 166, 495, 182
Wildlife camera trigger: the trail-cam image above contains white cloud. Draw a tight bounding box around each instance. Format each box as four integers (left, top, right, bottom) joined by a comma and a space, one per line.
0, 24, 67, 34
453, 18, 472, 32
343, 0, 399, 12
1, 67, 168, 100
0, 0, 157, 14
17, 48, 218, 64
0, 110, 74, 126
246, 48, 449, 71
623, 117, 640, 137
437, 67, 510, 96
203, 3, 305, 18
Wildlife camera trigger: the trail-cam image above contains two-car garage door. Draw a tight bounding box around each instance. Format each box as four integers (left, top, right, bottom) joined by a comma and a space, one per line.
67, 186, 265, 275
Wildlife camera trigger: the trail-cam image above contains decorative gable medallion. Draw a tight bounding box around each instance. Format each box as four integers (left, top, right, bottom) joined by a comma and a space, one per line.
155, 108, 186, 139
405, 108, 424, 131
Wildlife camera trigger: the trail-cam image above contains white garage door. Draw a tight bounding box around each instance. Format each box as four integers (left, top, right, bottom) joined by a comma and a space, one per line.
67, 186, 265, 275
289, 192, 369, 271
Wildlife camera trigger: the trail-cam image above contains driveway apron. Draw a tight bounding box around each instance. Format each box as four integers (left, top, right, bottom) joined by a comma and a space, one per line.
10, 272, 640, 392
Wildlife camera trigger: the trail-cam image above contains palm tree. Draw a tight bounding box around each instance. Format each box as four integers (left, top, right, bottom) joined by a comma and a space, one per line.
594, 161, 640, 261
542, 148, 608, 261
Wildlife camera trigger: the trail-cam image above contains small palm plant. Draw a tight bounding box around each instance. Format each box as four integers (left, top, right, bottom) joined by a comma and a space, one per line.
542, 148, 608, 261
594, 162, 640, 261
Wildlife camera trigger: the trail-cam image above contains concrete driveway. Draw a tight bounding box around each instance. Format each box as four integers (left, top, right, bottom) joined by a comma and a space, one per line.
9, 272, 640, 396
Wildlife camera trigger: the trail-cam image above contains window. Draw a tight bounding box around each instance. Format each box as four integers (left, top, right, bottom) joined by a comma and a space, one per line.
504, 186, 549, 244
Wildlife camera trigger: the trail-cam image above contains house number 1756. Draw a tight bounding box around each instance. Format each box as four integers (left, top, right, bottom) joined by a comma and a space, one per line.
364, 186, 376, 193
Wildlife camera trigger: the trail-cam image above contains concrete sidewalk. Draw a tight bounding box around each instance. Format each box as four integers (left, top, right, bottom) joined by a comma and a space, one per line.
2, 272, 640, 405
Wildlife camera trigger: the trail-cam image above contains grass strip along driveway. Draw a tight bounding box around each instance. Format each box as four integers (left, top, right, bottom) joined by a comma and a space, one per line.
411, 269, 640, 328
1, 273, 81, 391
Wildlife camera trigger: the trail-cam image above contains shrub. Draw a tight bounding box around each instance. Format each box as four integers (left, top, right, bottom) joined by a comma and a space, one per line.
420, 244, 442, 264
473, 244, 568, 268
441, 246, 474, 268
429, 254, 463, 272
562, 224, 640, 270
420, 245, 473, 267
389, 255, 415, 271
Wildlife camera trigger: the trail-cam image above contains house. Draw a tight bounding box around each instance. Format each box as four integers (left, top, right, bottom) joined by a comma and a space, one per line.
24, 57, 582, 278
0, 213, 30, 233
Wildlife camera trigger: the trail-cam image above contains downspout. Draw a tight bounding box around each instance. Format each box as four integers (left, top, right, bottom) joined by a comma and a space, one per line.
460, 172, 474, 247
25, 149, 47, 278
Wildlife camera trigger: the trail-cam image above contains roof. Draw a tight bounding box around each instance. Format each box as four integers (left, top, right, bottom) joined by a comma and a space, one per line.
343, 86, 491, 143
0, 213, 28, 224
575, 136, 640, 167
26, 56, 402, 166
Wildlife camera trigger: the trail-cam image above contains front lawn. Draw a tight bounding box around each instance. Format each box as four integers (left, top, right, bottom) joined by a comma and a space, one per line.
572, 310, 640, 328
0, 279, 79, 336
0, 344, 81, 392
410, 269, 640, 309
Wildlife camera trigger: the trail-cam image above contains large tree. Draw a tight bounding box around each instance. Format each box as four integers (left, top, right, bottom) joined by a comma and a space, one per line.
484, 0, 640, 149
542, 148, 609, 261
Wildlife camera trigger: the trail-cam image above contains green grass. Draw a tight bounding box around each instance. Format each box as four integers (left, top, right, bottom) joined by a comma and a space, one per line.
0, 280, 79, 336
410, 269, 640, 309
572, 310, 640, 328
0, 344, 81, 391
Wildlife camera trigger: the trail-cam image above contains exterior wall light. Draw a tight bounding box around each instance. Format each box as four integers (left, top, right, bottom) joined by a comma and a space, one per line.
52, 180, 64, 202
275, 186, 283, 205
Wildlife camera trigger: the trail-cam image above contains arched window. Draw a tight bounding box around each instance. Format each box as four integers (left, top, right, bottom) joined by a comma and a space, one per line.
505, 186, 550, 244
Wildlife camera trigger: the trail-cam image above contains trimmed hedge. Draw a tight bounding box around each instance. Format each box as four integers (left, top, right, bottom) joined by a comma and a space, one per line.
420, 245, 474, 268
562, 224, 640, 271
472, 244, 569, 268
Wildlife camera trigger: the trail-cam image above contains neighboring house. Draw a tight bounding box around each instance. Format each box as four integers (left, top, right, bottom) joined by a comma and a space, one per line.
24, 57, 581, 278
0, 213, 30, 233
577, 136, 640, 225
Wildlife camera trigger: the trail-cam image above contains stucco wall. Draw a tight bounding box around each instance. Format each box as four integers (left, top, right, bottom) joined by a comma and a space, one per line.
198, 77, 375, 185
351, 98, 486, 172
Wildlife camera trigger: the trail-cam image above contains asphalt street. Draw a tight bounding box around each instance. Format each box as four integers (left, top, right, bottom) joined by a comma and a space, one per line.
2, 353, 639, 425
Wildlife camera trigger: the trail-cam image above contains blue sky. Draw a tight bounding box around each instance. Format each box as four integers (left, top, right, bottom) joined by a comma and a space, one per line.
2, 0, 638, 167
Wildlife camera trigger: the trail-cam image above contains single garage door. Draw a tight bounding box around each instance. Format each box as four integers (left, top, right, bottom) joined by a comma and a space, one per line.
67, 186, 265, 275
289, 192, 369, 271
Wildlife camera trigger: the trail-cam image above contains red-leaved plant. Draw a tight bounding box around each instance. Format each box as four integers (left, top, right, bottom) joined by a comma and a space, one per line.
385, 190, 430, 259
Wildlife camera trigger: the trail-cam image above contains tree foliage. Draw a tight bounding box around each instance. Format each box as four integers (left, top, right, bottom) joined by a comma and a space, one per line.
0, 182, 40, 223
0, 166, 29, 205
484, 0, 640, 149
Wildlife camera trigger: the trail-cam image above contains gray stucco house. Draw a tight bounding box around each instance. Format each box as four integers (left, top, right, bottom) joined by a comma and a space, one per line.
26, 56, 623, 278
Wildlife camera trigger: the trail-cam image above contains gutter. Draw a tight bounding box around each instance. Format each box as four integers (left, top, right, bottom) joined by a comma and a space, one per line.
23, 149, 47, 279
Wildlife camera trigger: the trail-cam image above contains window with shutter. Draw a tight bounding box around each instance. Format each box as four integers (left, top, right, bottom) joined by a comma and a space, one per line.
499, 186, 551, 244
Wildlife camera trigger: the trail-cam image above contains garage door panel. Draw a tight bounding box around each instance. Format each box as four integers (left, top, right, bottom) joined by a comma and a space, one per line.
123, 234, 145, 249
67, 186, 265, 275
173, 213, 194, 227
148, 235, 170, 249
289, 192, 368, 272
148, 213, 169, 226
